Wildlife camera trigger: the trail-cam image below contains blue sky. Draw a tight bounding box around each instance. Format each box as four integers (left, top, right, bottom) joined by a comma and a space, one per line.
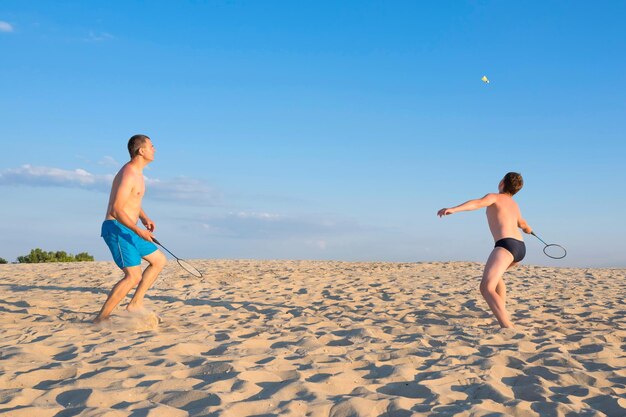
1, 1, 625, 267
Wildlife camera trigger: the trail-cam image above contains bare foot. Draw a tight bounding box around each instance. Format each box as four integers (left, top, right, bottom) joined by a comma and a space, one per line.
93, 315, 110, 324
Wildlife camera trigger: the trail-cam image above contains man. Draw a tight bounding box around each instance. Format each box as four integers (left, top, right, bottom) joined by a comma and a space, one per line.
94, 134, 167, 323
437, 172, 533, 328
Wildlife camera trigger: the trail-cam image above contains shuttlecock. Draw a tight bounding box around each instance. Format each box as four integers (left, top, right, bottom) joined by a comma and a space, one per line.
481, 75, 490, 84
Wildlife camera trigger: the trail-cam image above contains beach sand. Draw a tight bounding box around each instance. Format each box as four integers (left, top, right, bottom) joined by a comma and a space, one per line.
0, 260, 624, 416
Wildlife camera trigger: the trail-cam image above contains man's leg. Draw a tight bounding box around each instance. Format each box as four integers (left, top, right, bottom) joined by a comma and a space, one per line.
480, 248, 514, 328
496, 261, 518, 304
127, 250, 167, 312
94, 266, 143, 323
495, 278, 506, 305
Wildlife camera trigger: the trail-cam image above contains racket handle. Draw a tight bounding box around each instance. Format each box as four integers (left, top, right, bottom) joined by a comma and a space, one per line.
150, 237, 177, 259
531, 232, 548, 246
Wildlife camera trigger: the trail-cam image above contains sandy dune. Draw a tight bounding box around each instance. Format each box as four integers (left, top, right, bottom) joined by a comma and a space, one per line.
1, 260, 624, 416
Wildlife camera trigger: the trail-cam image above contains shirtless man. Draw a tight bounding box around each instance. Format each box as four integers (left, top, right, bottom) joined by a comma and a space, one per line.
437, 172, 533, 328
94, 134, 167, 323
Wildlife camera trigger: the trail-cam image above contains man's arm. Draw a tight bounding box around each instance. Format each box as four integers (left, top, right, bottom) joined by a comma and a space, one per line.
437, 194, 497, 217
518, 217, 532, 234
139, 209, 155, 232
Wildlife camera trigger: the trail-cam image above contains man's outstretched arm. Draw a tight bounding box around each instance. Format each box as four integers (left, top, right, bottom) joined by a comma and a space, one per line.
438, 194, 497, 217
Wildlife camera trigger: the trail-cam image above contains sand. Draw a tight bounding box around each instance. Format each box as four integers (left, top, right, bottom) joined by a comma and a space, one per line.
0, 260, 625, 417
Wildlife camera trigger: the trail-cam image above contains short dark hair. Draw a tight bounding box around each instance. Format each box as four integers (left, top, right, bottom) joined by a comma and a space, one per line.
502, 172, 523, 195
128, 134, 150, 158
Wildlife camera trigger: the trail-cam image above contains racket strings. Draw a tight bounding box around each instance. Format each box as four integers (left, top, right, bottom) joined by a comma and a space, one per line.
177, 259, 203, 277
543, 244, 567, 259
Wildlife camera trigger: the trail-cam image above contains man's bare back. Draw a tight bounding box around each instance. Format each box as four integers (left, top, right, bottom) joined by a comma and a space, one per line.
485, 193, 524, 242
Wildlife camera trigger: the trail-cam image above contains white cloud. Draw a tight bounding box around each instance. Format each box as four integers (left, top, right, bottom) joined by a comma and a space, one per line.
85, 31, 114, 42
231, 211, 281, 220
145, 176, 219, 204
74, 154, 119, 168
0, 165, 220, 205
0, 21, 14, 33
0, 164, 112, 191
197, 211, 362, 239
98, 156, 119, 167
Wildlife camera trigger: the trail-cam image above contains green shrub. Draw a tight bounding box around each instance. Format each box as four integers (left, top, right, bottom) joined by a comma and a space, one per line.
0, 258, 7, 264
17, 249, 94, 263
74, 252, 94, 262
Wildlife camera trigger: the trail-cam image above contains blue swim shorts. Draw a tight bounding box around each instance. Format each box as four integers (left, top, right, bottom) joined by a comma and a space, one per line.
101, 219, 158, 269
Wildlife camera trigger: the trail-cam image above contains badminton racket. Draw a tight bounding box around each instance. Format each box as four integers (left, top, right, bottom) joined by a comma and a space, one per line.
152, 237, 203, 277
531, 232, 567, 259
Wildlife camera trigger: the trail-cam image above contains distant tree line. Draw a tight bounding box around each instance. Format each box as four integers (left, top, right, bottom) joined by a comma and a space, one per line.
6, 249, 95, 263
